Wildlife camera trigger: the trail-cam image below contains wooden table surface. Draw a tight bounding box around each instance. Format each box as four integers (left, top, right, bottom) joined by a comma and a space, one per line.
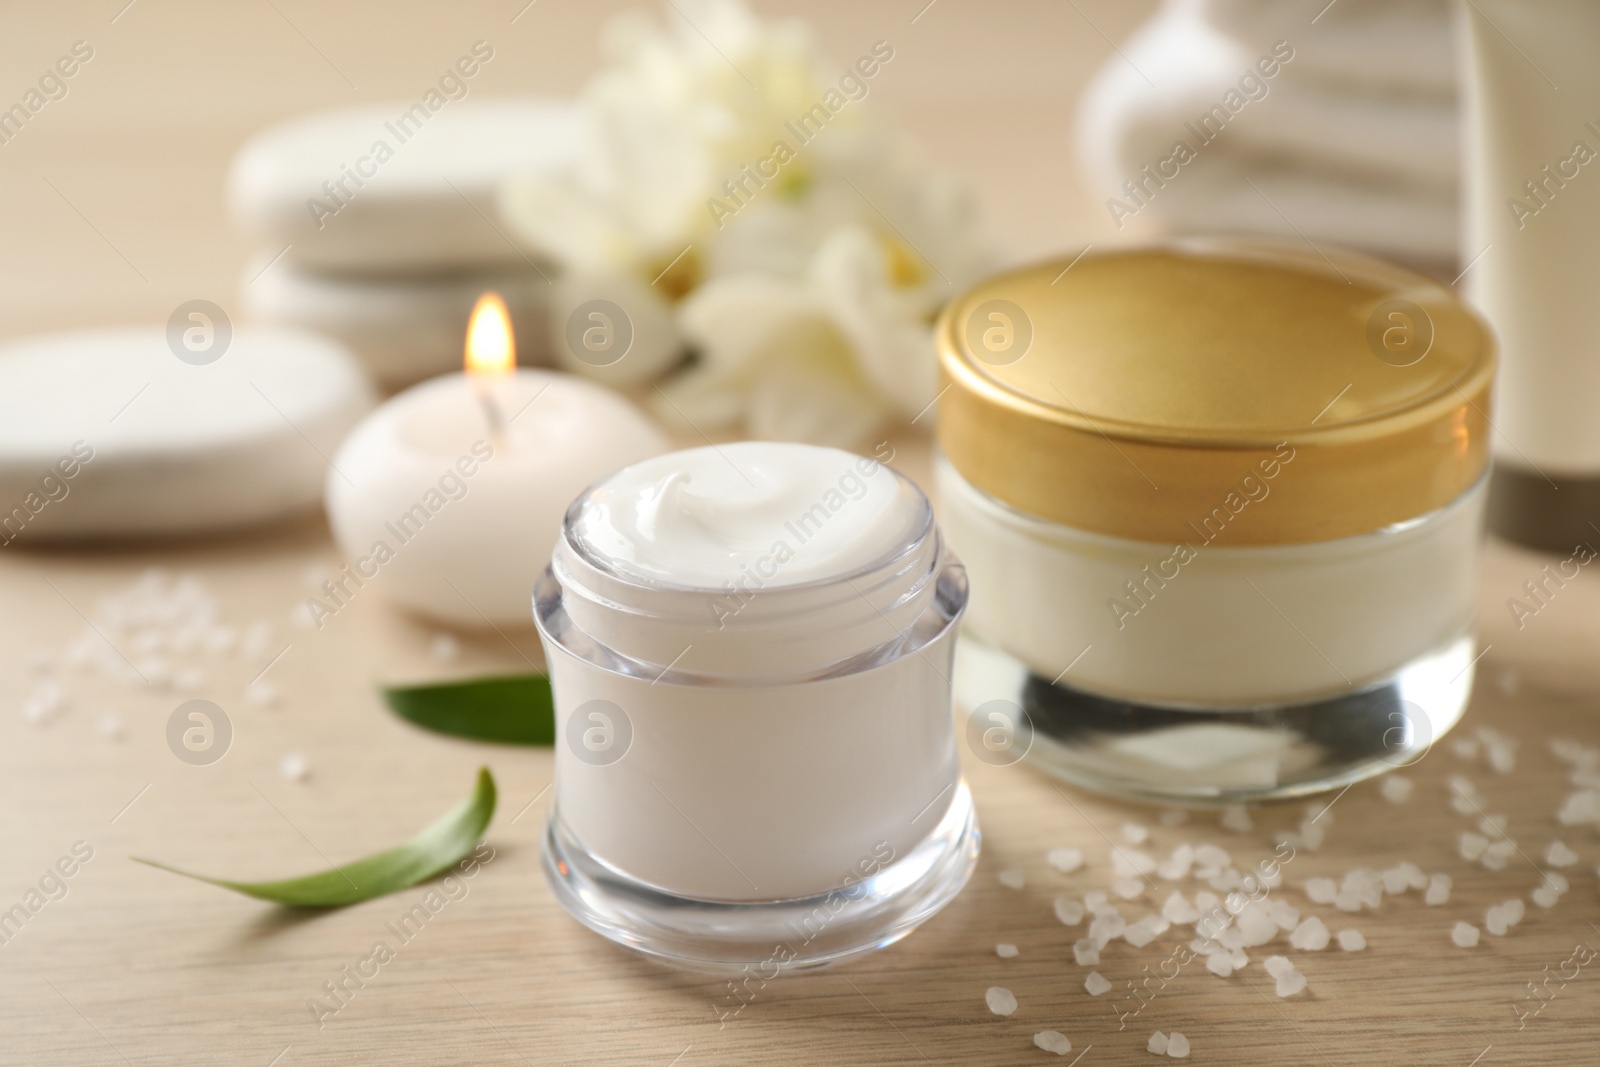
4, 3, 1600, 1065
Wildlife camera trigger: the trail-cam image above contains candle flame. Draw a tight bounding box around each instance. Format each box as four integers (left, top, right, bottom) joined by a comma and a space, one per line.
465, 292, 514, 376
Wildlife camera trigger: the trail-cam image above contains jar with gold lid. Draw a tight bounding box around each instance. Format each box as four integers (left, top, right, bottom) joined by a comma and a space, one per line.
935, 238, 1495, 803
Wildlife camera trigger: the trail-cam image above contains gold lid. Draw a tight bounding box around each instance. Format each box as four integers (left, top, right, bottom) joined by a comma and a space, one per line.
935, 239, 1496, 545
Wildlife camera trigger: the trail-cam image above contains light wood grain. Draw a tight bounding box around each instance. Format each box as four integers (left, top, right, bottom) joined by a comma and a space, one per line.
4, 3, 1600, 1065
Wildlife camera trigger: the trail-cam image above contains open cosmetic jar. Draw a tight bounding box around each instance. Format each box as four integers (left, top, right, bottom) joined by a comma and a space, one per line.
936, 239, 1495, 804
534, 442, 977, 973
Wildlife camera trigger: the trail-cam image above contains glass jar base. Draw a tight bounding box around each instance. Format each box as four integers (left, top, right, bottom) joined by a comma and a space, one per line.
956, 634, 1475, 805
541, 781, 980, 975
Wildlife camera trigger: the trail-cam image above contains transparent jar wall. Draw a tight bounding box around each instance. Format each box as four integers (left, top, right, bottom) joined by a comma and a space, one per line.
534, 551, 968, 903
936, 454, 1486, 708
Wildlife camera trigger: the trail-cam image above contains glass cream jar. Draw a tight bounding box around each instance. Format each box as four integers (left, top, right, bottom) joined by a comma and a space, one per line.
534, 442, 976, 973
935, 239, 1495, 803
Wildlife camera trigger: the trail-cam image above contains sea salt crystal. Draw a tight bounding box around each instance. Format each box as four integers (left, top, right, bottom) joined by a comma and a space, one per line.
1305, 877, 1337, 904
1235, 903, 1279, 946
1085, 971, 1111, 995
1047, 847, 1084, 874
1084, 890, 1108, 910
278, 752, 309, 781
1194, 843, 1231, 868
1264, 955, 1294, 978
1380, 866, 1410, 895
1381, 775, 1413, 804
1054, 896, 1085, 926
1481, 840, 1516, 870
1162, 892, 1198, 924
1112, 878, 1144, 900
1398, 862, 1428, 890
1205, 952, 1234, 977
1542, 872, 1569, 893
1557, 791, 1600, 826
1166, 1032, 1191, 1058
1124, 919, 1159, 948
1123, 823, 1150, 844
1333, 890, 1364, 913
1452, 922, 1480, 947
1479, 813, 1508, 834
1337, 929, 1366, 951
999, 867, 1026, 890
1220, 805, 1253, 833
1275, 970, 1307, 996
1547, 841, 1578, 867
1113, 849, 1157, 878
1268, 899, 1300, 930
1289, 916, 1330, 951
1073, 939, 1100, 966
1424, 873, 1452, 906
1034, 1031, 1072, 1056
996, 943, 1018, 958
1532, 885, 1560, 908
985, 987, 1017, 1016
1088, 913, 1126, 943
1458, 832, 1489, 861
429, 633, 460, 661
1147, 1032, 1169, 1055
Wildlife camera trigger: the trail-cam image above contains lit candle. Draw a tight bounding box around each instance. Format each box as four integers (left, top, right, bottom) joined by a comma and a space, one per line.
325, 293, 668, 628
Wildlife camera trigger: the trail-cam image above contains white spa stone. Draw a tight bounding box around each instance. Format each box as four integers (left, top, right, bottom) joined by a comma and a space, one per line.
230, 99, 580, 273
0, 328, 372, 541
326, 369, 667, 627
244, 260, 554, 388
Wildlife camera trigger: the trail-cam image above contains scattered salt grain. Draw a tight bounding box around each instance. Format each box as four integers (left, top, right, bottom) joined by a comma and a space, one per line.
1122, 823, 1149, 844
1478, 813, 1508, 834
1485, 899, 1523, 935
1380, 775, 1413, 804
1047, 847, 1084, 874
278, 752, 309, 781
985, 987, 1017, 1016
1162, 892, 1198, 924
1034, 1031, 1072, 1056
1481, 840, 1516, 871
1147, 1032, 1169, 1055
1380, 866, 1410, 896
1112, 878, 1144, 900
999, 867, 1026, 890
429, 633, 460, 662
1264, 955, 1294, 978
1073, 939, 1100, 966
1054, 896, 1085, 926
1542, 872, 1569, 893
1220, 805, 1253, 833
1166, 1032, 1191, 1059
1305, 877, 1337, 904
1458, 832, 1489, 861
1532, 885, 1560, 909
996, 943, 1018, 958
1268, 899, 1300, 930
1204, 953, 1234, 977
1337, 929, 1366, 951
1124, 918, 1159, 948
1084, 890, 1108, 910
1113, 849, 1158, 878
1546, 841, 1578, 867
1085, 971, 1111, 995
1452, 922, 1480, 947
1289, 916, 1330, 951
1424, 873, 1452, 906
1275, 970, 1308, 997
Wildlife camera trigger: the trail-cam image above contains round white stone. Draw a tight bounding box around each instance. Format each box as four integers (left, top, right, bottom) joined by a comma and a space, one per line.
245, 260, 554, 388
229, 100, 580, 273
0, 328, 372, 541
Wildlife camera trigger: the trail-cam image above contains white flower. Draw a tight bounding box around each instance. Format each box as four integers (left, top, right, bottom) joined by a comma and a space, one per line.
499, 0, 994, 446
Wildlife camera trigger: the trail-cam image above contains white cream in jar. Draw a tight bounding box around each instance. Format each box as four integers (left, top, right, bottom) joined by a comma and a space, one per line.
935, 240, 1495, 803
535, 442, 977, 972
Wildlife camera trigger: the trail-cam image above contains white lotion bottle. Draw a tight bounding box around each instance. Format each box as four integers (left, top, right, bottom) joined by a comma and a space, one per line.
1460, 0, 1600, 550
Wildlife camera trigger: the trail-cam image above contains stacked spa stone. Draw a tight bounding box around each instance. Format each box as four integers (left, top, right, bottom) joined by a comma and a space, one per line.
230, 99, 580, 388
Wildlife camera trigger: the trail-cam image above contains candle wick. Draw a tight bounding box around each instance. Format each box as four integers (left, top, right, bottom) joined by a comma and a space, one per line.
476, 384, 507, 449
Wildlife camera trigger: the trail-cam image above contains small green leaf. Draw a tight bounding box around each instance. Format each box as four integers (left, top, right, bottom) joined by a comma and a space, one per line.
134, 767, 496, 907
383, 673, 555, 746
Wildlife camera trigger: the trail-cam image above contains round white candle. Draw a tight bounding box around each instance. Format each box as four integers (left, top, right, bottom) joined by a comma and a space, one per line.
324, 368, 668, 627
0, 327, 373, 542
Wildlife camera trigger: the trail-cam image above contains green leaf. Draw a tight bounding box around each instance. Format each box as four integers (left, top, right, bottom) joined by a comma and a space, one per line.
383, 673, 555, 746
133, 767, 496, 907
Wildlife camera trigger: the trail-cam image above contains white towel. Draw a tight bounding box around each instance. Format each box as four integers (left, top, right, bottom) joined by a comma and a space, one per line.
1076, 0, 1459, 267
